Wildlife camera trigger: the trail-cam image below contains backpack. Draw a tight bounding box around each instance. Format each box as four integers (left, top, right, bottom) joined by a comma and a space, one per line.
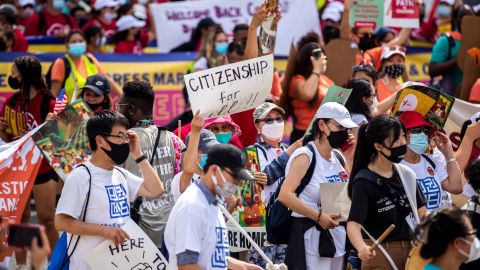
45, 55, 94, 91
266, 144, 317, 245
429, 33, 460, 95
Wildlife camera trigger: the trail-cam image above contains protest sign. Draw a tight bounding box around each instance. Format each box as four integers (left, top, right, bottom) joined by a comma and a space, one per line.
349, 0, 384, 28
259, 0, 279, 55
384, 0, 419, 28
443, 99, 480, 151
227, 146, 266, 252
184, 54, 274, 119
0, 126, 43, 221
391, 82, 455, 130
33, 100, 92, 181
320, 182, 351, 222
85, 219, 168, 270
150, 0, 321, 56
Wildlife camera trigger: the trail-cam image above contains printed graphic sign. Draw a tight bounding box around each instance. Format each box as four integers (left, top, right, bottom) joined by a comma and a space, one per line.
349, 0, 384, 28
85, 219, 168, 270
391, 82, 455, 130
384, 0, 419, 28
3, 105, 35, 138
0, 126, 43, 222
184, 54, 274, 119
227, 146, 267, 252
33, 100, 93, 180
259, 0, 279, 55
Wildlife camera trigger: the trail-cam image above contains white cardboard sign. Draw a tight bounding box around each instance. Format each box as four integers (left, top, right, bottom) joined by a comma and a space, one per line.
84, 220, 168, 270
184, 54, 274, 119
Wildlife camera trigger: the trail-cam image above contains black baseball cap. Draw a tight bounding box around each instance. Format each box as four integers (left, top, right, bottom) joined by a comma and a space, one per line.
185, 129, 219, 153
206, 144, 253, 181
81, 74, 110, 95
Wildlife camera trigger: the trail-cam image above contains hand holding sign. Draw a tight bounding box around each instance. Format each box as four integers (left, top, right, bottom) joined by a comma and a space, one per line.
184, 55, 274, 119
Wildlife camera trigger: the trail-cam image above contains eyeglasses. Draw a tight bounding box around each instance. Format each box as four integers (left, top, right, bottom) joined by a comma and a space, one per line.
387, 45, 407, 53
115, 103, 130, 111
467, 229, 477, 236
369, 93, 378, 98
410, 126, 432, 134
103, 134, 130, 143
208, 124, 232, 133
256, 117, 284, 124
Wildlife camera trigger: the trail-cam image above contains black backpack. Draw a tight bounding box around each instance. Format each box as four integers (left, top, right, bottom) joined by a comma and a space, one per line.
45, 55, 94, 90
266, 143, 317, 245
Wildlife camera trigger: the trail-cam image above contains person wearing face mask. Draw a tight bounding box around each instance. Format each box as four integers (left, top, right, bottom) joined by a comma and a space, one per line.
399, 111, 464, 212
0, 4, 28, 51
347, 115, 427, 270
376, 45, 407, 102
50, 30, 122, 100
55, 110, 164, 269
70, 5, 89, 29
78, 74, 112, 112
414, 207, 480, 270
82, 0, 119, 39
463, 158, 480, 269
277, 102, 357, 270
192, 26, 229, 71
84, 24, 104, 53
113, 14, 149, 53
117, 80, 185, 249
24, 0, 78, 37
16, 0, 36, 31
164, 144, 262, 270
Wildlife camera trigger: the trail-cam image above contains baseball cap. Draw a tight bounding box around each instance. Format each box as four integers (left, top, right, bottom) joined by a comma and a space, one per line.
374, 27, 394, 39
205, 144, 253, 181
94, 0, 118, 11
19, 0, 35, 7
399, 111, 432, 129
116, 15, 146, 32
133, 4, 147, 20
81, 75, 110, 95
253, 102, 285, 122
0, 4, 17, 20
381, 45, 406, 61
315, 102, 358, 129
321, 1, 344, 22
185, 129, 219, 153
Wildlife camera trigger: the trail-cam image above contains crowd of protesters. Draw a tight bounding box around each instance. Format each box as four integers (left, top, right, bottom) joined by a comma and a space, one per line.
0, 0, 479, 270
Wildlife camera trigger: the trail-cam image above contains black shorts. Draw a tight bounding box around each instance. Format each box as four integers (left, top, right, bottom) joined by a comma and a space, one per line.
34, 170, 59, 185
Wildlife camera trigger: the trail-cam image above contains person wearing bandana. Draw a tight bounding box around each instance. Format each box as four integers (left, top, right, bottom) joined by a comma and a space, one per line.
116, 80, 185, 249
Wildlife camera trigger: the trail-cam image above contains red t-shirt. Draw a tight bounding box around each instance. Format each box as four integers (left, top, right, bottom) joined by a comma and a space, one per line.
12, 28, 28, 52
24, 10, 78, 36
82, 18, 117, 38
114, 31, 149, 53
2, 93, 55, 175
231, 109, 256, 148
16, 17, 28, 28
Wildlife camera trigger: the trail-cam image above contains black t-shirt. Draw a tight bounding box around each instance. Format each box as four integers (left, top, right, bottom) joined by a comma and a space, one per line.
348, 168, 426, 242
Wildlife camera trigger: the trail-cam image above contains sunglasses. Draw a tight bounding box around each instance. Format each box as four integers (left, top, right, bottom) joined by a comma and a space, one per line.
410, 126, 432, 134
256, 117, 284, 124
312, 48, 324, 59
352, 64, 375, 73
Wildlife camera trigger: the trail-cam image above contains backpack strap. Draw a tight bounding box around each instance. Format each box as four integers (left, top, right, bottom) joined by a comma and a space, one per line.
444, 33, 456, 61
421, 154, 436, 170
332, 149, 345, 167
254, 143, 269, 162
295, 143, 317, 196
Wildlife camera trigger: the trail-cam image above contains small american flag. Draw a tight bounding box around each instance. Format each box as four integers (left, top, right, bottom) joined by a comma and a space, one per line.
53, 88, 68, 114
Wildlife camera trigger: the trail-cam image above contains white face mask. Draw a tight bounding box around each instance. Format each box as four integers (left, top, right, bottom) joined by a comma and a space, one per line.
369, 96, 378, 113
211, 166, 238, 199
261, 121, 285, 142
103, 11, 117, 23
459, 237, 480, 263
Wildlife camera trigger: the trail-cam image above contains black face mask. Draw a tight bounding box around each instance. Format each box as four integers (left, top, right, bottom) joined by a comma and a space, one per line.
380, 144, 407, 163
358, 34, 375, 52
0, 38, 7, 52
87, 102, 103, 112
326, 127, 349, 149
101, 139, 130, 165
8, 76, 21, 89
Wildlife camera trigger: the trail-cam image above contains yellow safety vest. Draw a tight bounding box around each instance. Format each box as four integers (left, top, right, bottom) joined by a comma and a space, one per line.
64, 54, 99, 103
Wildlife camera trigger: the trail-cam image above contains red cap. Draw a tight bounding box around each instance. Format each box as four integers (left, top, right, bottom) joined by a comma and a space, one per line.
399, 111, 432, 129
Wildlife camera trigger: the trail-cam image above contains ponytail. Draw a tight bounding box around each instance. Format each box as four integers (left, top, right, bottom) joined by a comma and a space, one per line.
302, 118, 326, 146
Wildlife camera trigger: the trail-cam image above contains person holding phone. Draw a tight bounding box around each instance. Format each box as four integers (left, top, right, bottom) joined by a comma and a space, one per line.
55, 110, 164, 269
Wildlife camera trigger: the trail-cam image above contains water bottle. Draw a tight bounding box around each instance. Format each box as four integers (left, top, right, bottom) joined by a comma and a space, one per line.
346, 249, 361, 270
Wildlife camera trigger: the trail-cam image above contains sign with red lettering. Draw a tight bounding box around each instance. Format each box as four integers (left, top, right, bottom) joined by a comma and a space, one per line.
391, 0, 419, 19
85, 220, 168, 270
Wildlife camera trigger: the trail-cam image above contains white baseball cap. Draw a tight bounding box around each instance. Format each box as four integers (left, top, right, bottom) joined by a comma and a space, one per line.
94, 0, 119, 11
116, 15, 146, 31
315, 102, 358, 129
321, 1, 344, 22
133, 4, 147, 20
381, 45, 406, 60
19, 0, 35, 7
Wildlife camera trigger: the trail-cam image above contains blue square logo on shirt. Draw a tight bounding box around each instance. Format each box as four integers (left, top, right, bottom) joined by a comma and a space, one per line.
211, 227, 229, 268
105, 184, 130, 218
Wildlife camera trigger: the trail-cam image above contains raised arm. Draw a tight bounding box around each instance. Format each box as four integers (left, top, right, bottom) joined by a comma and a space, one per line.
340, 0, 354, 40
456, 121, 480, 172
179, 111, 204, 193
245, 5, 266, 60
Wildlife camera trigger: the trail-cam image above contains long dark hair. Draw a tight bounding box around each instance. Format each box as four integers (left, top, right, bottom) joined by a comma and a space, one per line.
302, 118, 328, 146
415, 207, 469, 259
348, 115, 405, 196
344, 79, 374, 120
14, 56, 53, 110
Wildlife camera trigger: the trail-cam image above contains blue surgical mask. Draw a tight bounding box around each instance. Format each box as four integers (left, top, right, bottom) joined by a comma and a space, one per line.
68, 42, 86, 57
198, 154, 208, 169
215, 132, 232, 144
215, 42, 229, 55
437, 5, 452, 17
53, 0, 65, 10
408, 132, 429, 155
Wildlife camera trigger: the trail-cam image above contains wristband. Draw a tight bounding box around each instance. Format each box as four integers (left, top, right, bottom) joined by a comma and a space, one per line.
446, 157, 457, 164
316, 210, 322, 224
311, 71, 321, 77
135, 154, 147, 164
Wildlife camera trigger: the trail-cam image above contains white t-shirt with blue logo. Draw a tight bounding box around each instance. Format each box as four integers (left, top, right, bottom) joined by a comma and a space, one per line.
401, 148, 451, 211
165, 182, 230, 270
285, 141, 348, 258
56, 161, 143, 270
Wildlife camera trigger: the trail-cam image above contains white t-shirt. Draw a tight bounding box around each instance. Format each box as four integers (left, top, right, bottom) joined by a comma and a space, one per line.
193, 57, 208, 71
56, 162, 143, 270
257, 143, 284, 203
400, 148, 451, 211
170, 171, 201, 202
351, 113, 368, 125
165, 182, 230, 270
285, 142, 348, 258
